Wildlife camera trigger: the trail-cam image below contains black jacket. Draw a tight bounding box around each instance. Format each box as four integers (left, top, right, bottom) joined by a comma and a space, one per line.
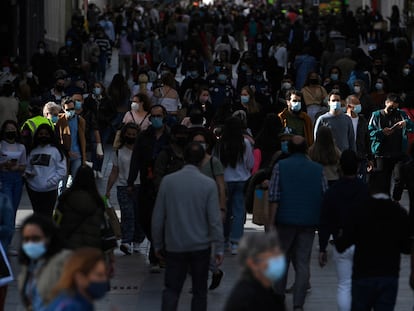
224, 270, 285, 311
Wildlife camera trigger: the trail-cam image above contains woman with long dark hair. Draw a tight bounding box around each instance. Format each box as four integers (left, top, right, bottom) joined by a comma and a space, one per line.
216, 117, 254, 255
107, 73, 131, 132
25, 124, 67, 217
56, 166, 105, 250
309, 126, 341, 186
18, 215, 71, 311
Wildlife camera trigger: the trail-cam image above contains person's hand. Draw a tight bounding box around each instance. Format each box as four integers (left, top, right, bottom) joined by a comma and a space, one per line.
105, 192, 111, 199
261, 179, 269, 189
395, 120, 406, 129
155, 250, 164, 261
367, 161, 374, 173
382, 127, 394, 136
215, 254, 224, 267
220, 210, 226, 222
319, 251, 328, 268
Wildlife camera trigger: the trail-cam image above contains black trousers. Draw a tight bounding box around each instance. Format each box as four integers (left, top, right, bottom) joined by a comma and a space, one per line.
162, 248, 211, 311
374, 157, 403, 198
26, 186, 57, 218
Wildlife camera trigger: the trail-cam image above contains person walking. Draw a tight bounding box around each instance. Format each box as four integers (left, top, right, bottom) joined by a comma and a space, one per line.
268, 135, 327, 311
368, 93, 414, 199
318, 150, 370, 311
152, 142, 224, 311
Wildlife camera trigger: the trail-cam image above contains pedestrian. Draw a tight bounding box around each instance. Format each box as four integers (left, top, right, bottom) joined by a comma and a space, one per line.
56, 166, 105, 251
18, 215, 71, 311
25, 124, 67, 217
46, 248, 109, 310
215, 117, 254, 255
335, 171, 411, 311
105, 123, 145, 255
318, 150, 370, 311
152, 142, 224, 311
368, 93, 414, 199
127, 104, 170, 272
0, 120, 26, 221
268, 135, 327, 311
301, 71, 328, 123
122, 93, 151, 130
309, 126, 342, 186
278, 90, 313, 147
314, 90, 356, 152
224, 232, 286, 311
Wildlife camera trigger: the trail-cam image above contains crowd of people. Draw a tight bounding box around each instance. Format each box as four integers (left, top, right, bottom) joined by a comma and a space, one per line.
0, 0, 414, 310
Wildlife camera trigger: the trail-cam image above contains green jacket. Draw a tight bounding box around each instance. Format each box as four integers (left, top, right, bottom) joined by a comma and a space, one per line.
368, 109, 414, 156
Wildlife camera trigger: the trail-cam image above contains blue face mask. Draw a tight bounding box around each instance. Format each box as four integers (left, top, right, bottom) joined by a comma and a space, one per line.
281, 141, 289, 153
218, 74, 227, 82
240, 95, 250, 104
354, 104, 362, 114
66, 40, 72, 47
74, 101, 82, 110
23, 242, 46, 260
330, 73, 339, 81
290, 101, 301, 112
151, 117, 164, 129
241, 65, 248, 71
329, 101, 341, 111
264, 255, 286, 282
65, 110, 76, 119
51, 115, 59, 123
86, 281, 109, 300
93, 87, 102, 95
215, 66, 221, 73
190, 71, 199, 79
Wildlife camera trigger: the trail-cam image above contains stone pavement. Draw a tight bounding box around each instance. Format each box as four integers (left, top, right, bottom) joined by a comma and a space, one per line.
4, 144, 414, 310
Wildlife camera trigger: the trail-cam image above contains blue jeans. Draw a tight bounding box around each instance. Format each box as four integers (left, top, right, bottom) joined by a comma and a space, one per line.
162, 249, 210, 311
351, 277, 398, 311
224, 181, 246, 244
0, 171, 23, 220
69, 155, 82, 177
117, 185, 145, 244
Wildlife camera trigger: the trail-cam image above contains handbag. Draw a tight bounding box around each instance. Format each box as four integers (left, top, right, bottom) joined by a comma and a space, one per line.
101, 210, 118, 252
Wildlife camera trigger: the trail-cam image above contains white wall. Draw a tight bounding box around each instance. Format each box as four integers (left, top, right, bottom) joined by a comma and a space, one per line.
44, 0, 72, 52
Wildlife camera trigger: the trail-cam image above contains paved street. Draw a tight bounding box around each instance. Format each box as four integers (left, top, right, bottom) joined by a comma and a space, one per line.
4, 144, 414, 310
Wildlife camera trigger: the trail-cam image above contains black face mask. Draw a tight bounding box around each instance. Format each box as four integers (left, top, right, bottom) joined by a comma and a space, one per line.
175, 137, 187, 147
38, 137, 51, 145
4, 131, 16, 141
309, 78, 319, 85
124, 137, 136, 145
55, 85, 64, 92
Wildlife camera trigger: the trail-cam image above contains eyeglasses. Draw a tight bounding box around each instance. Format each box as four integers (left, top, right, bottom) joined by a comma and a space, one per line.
22, 235, 44, 243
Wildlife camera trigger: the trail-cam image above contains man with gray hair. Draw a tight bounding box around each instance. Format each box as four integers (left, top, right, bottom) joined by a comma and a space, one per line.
225, 231, 286, 310
42, 101, 61, 125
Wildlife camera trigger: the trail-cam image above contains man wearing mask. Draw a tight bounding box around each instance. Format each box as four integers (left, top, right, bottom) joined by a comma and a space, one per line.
368, 93, 414, 199
127, 105, 170, 273
30, 41, 57, 91
345, 95, 371, 181
208, 66, 235, 113
55, 98, 87, 187
72, 92, 104, 178
314, 91, 356, 152
278, 90, 313, 147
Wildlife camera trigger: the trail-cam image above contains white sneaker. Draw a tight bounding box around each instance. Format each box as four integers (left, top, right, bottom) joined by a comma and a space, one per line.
231, 243, 238, 255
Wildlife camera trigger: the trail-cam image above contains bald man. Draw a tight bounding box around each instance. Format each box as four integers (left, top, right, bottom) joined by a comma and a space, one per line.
268, 135, 328, 311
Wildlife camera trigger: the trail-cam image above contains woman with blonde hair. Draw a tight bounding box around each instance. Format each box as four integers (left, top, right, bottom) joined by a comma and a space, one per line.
46, 248, 109, 310
309, 126, 341, 186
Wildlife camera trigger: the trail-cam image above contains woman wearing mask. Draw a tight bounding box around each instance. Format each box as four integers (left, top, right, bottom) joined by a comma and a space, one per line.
216, 117, 254, 255
122, 93, 151, 130
154, 72, 181, 126
25, 124, 67, 217
0, 120, 26, 222
56, 166, 105, 251
239, 86, 264, 137
18, 215, 71, 311
107, 73, 131, 132
309, 126, 341, 186
105, 123, 145, 255
187, 87, 214, 127
46, 248, 109, 310
224, 232, 286, 310
301, 72, 328, 123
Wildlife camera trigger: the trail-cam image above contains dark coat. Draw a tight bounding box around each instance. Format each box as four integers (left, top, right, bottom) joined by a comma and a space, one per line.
57, 190, 104, 250
224, 270, 285, 311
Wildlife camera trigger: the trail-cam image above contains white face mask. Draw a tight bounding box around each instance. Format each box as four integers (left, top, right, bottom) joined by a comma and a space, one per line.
131, 102, 139, 111
26, 72, 33, 79
354, 86, 361, 94
282, 82, 292, 90
403, 68, 410, 76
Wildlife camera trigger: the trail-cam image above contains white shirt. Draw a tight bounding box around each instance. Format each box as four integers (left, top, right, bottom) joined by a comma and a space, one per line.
113, 146, 140, 186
